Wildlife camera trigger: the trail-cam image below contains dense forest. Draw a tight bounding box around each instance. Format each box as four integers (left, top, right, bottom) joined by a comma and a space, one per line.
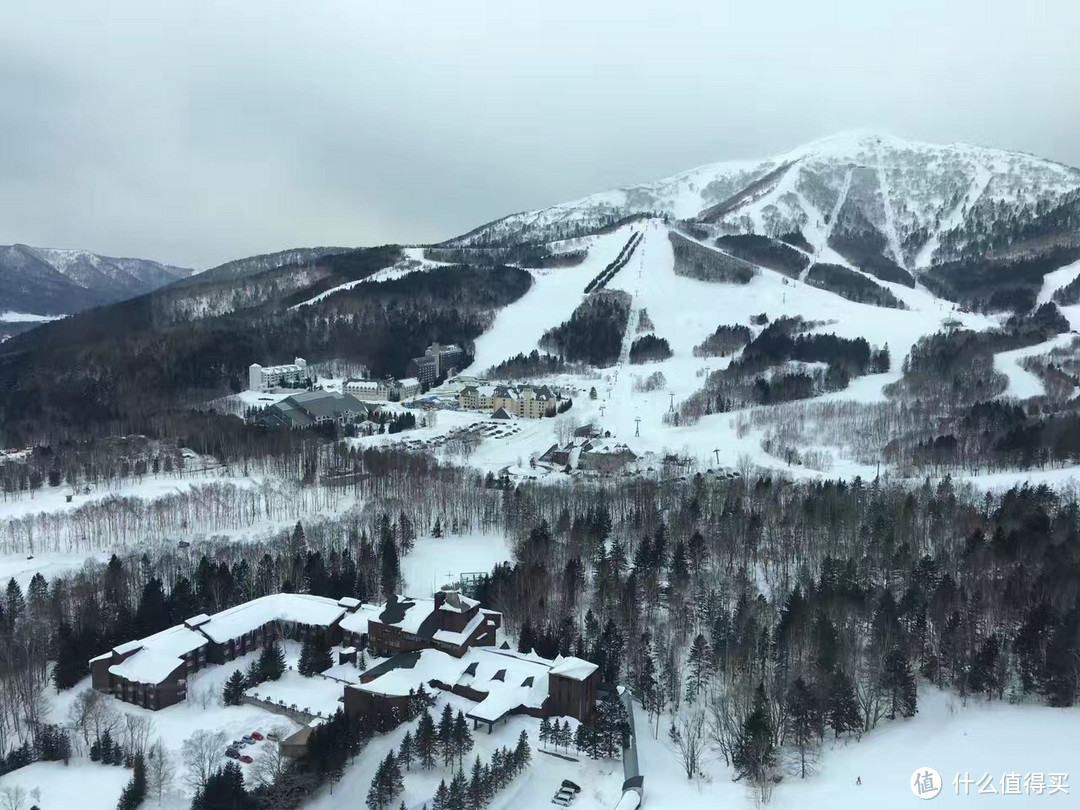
805, 264, 906, 309
693, 325, 753, 358
921, 246, 1080, 313
628, 335, 672, 364
679, 318, 889, 419
669, 233, 757, 284
0, 251, 531, 443
539, 290, 631, 366
715, 235, 808, 280
2, 456, 1080, 800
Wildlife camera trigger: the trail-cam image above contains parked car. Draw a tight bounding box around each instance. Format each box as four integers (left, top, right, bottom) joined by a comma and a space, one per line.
225, 748, 240, 759
232, 739, 249, 748
239, 755, 253, 764
241, 735, 255, 745
250, 732, 264, 741
266, 731, 280, 742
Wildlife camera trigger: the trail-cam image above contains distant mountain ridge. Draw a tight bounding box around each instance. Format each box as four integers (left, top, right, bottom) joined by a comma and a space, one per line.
0, 243, 195, 316
444, 130, 1080, 273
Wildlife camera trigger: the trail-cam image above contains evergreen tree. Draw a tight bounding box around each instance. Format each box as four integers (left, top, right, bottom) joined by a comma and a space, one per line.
222, 670, 247, 706
448, 770, 467, 810
5, 578, 26, 623
245, 658, 262, 688
194, 761, 253, 810
438, 703, 455, 768
116, 753, 147, 810
881, 647, 918, 719
785, 677, 819, 778
99, 730, 115, 765
258, 639, 286, 682
432, 780, 450, 810
467, 756, 485, 810
827, 668, 862, 737
684, 633, 711, 702
380, 533, 401, 601
513, 730, 530, 772
1042, 606, 1080, 707
517, 618, 536, 654
398, 730, 414, 771
416, 709, 438, 770
452, 710, 474, 771
733, 684, 776, 787
298, 636, 333, 676
366, 757, 388, 810
538, 717, 551, 748
53, 621, 92, 691
134, 577, 170, 638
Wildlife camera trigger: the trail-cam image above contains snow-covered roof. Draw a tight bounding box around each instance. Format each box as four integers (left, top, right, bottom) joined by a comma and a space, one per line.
438, 591, 479, 613
337, 597, 361, 609
338, 603, 383, 636
354, 648, 458, 697
183, 614, 211, 628
398, 377, 420, 388
433, 610, 486, 647
373, 596, 438, 636
459, 649, 551, 721
198, 593, 347, 643
113, 640, 143, 656
108, 625, 208, 685
549, 656, 599, 681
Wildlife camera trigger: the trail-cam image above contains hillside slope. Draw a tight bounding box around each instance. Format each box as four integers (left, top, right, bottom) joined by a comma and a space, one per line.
0, 243, 194, 315
445, 131, 1080, 285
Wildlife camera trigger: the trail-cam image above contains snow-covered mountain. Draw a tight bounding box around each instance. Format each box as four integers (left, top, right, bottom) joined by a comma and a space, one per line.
446, 130, 1080, 273
0, 244, 194, 316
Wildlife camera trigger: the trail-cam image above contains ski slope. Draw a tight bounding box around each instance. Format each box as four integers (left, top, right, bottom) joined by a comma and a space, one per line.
453, 219, 1006, 476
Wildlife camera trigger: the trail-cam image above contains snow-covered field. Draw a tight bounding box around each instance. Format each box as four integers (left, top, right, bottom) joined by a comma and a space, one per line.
0, 551, 108, 589
448, 219, 1005, 477
402, 532, 513, 593
0, 311, 66, 322
297, 685, 1078, 810
0, 760, 131, 810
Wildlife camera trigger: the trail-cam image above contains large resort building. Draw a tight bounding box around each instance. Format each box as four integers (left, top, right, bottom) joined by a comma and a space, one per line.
407, 343, 465, 387
90, 593, 358, 710
249, 357, 312, 392
457, 383, 562, 419
90, 588, 600, 728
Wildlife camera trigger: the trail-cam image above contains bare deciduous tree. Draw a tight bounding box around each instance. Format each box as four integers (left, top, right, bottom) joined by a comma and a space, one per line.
123, 713, 155, 758
182, 729, 227, 791
146, 738, 176, 805
668, 711, 707, 780
0, 786, 27, 810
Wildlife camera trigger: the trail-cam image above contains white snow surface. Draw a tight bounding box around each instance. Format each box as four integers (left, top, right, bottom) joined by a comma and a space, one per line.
401, 532, 513, 592
198, 593, 348, 643
450, 130, 1080, 253
549, 655, 599, 680
0, 761, 131, 810
108, 625, 208, 684
0, 310, 66, 322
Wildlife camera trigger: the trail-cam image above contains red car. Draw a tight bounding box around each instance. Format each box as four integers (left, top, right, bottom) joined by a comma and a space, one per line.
239, 755, 253, 764
250, 732, 264, 741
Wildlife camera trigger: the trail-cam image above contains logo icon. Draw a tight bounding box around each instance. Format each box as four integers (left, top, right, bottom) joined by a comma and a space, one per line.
911, 767, 942, 799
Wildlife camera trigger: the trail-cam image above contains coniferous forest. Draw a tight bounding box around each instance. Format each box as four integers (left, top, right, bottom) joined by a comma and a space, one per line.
1, 452, 1078, 799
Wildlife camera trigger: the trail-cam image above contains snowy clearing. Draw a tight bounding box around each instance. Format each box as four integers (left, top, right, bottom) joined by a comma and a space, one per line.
402, 532, 513, 592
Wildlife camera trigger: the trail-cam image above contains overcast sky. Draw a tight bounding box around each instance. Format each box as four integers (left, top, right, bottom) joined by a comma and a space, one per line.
1, 1, 1078, 268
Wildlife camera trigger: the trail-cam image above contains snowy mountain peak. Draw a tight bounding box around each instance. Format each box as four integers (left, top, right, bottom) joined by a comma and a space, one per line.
0, 244, 194, 316
447, 132, 1080, 274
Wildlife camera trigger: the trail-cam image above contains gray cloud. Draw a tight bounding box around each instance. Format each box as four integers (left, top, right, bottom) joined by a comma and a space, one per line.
1, 0, 1078, 268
